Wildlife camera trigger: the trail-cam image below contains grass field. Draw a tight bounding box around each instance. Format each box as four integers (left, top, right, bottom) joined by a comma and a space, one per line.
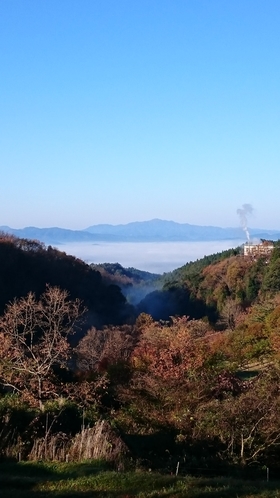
0, 461, 280, 497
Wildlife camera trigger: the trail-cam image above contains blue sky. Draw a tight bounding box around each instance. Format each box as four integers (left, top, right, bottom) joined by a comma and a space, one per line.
1, 0, 279, 230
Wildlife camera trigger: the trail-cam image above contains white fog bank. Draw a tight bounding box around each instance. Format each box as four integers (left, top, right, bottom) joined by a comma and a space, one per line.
56, 240, 245, 274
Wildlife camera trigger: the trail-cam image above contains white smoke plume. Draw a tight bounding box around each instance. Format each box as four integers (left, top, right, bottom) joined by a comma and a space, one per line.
237, 203, 253, 241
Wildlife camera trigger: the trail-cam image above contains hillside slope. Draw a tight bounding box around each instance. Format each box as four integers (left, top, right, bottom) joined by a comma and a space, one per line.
0, 234, 134, 327
137, 242, 280, 322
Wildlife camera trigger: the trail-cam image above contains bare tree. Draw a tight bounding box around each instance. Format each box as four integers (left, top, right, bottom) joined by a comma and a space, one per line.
220, 298, 242, 330
0, 285, 85, 409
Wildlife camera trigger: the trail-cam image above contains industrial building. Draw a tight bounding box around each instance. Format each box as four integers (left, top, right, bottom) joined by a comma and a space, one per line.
243, 240, 274, 257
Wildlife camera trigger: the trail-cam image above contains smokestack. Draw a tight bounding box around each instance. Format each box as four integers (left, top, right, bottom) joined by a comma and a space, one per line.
237, 203, 253, 242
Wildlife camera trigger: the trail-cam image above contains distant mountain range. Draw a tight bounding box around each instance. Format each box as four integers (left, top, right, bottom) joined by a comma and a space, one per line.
1, 219, 280, 245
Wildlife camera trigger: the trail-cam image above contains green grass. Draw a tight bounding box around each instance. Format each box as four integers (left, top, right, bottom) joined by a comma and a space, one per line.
0, 461, 280, 497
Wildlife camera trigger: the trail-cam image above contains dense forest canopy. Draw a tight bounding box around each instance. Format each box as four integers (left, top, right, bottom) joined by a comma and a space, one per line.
1, 234, 280, 471
0, 233, 134, 327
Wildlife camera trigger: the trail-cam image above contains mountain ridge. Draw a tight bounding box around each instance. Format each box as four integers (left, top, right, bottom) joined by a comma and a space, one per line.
1, 219, 280, 245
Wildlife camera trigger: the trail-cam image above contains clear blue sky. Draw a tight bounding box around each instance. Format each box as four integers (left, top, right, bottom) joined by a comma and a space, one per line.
1, 0, 279, 230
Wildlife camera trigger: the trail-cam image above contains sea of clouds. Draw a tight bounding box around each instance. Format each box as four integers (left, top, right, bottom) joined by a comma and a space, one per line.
56, 240, 245, 274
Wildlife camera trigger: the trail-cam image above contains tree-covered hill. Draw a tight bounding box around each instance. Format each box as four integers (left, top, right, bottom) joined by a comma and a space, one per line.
90, 262, 161, 305
162, 246, 242, 286
137, 242, 280, 322
0, 233, 134, 326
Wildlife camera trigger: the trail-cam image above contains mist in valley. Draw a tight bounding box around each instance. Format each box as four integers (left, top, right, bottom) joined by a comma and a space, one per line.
56, 240, 244, 274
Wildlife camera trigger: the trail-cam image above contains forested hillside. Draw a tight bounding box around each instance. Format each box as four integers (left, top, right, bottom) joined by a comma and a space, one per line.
0, 233, 134, 327
90, 262, 160, 305
1, 234, 280, 473
138, 243, 280, 323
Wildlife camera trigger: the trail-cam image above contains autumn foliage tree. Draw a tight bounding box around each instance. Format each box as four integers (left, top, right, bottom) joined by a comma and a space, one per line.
194, 367, 280, 465
75, 324, 136, 373
132, 316, 210, 381
125, 316, 215, 430
0, 285, 85, 409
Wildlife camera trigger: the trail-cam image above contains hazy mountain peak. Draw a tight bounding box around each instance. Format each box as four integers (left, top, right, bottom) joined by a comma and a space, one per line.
1, 220, 280, 245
